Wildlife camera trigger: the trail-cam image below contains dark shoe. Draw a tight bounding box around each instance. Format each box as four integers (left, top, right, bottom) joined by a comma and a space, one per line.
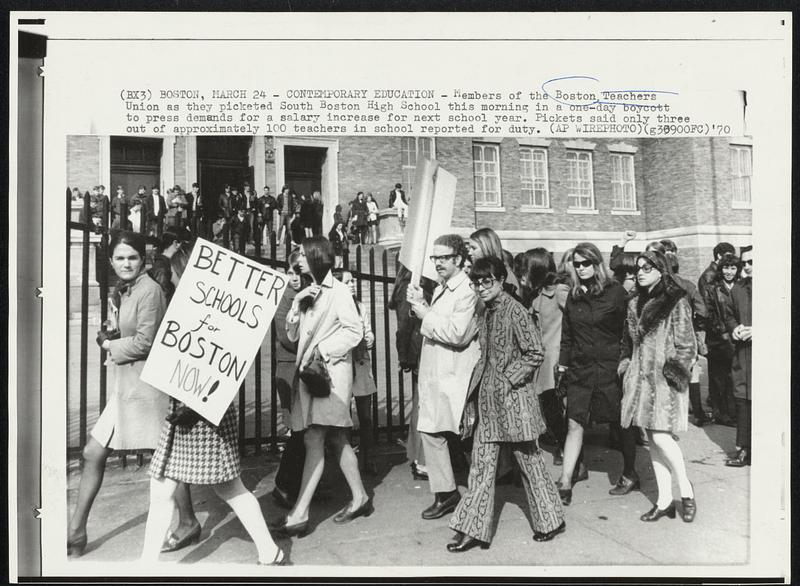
725, 449, 750, 467
533, 520, 566, 542
715, 414, 736, 427
411, 462, 429, 481
67, 531, 87, 557
446, 533, 489, 553
572, 463, 589, 484
271, 518, 310, 538
681, 497, 697, 523
558, 487, 572, 506
640, 503, 676, 522
332, 498, 374, 524
271, 487, 294, 510
692, 416, 707, 427
421, 491, 461, 520
161, 523, 201, 553
609, 475, 640, 496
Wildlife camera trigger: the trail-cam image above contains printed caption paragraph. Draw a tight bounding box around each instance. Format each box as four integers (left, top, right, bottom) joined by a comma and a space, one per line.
119, 80, 744, 137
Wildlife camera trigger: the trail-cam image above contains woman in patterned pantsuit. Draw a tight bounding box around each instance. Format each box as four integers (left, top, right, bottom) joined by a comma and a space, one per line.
447, 257, 565, 552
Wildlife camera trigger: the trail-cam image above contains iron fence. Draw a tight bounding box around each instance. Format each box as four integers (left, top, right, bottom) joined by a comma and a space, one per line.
67, 197, 412, 462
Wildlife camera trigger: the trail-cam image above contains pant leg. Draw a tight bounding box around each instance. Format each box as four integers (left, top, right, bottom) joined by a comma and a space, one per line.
275, 430, 306, 499
420, 432, 456, 493
449, 434, 499, 543
407, 375, 424, 465
736, 398, 752, 450
512, 442, 564, 533
617, 424, 637, 478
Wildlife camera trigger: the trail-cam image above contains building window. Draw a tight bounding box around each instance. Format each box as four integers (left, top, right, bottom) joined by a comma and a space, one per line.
520, 147, 549, 208
401, 137, 435, 194
566, 150, 594, 209
610, 153, 637, 210
730, 145, 752, 208
473, 143, 501, 207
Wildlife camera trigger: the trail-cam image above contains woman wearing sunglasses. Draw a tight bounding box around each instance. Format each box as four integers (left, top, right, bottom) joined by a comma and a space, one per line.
618, 250, 698, 522
555, 242, 629, 505
447, 256, 564, 552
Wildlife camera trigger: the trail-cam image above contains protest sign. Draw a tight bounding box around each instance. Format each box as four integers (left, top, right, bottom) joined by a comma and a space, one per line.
398, 159, 458, 284
140, 238, 288, 425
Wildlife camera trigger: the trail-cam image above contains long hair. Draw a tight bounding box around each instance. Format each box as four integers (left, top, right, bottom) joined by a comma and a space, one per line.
522, 247, 557, 305
301, 236, 334, 284
634, 250, 680, 317
469, 227, 504, 260
612, 251, 638, 285
569, 242, 611, 297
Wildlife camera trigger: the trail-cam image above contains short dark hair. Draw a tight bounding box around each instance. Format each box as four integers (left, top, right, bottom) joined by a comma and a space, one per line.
395, 183, 402, 189
192, 182, 199, 189
740, 244, 753, 256
713, 242, 735, 260
471, 255, 507, 283
659, 239, 678, 254
109, 230, 147, 259
433, 233, 468, 267
302, 236, 335, 284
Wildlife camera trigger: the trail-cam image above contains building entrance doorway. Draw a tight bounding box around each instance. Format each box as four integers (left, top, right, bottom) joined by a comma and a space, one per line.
110, 137, 163, 202
197, 136, 253, 220
283, 146, 325, 198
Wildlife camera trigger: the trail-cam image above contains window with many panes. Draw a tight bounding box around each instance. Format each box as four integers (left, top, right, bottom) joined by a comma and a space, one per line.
730, 145, 752, 208
401, 137, 435, 195
520, 147, 549, 208
610, 153, 637, 210
566, 150, 594, 209
473, 143, 501, 206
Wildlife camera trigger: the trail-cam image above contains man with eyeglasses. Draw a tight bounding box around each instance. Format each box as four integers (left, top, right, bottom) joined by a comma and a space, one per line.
725, 245, 752, 467
407, 234, 481, 520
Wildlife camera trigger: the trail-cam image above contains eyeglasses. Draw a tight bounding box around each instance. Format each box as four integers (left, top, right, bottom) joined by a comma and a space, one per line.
469, 277, 497, 290
572, 260, 593, 269
636, 264, 657, 274
743, 259, 753, 266
429, 254, 458, 263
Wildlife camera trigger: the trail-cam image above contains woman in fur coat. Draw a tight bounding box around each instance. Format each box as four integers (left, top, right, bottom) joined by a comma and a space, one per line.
619, 250, 698, 524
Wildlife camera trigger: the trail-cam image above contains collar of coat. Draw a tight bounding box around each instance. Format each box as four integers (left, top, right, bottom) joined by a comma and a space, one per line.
440, 270, 469, 292
634, 281, 686, 336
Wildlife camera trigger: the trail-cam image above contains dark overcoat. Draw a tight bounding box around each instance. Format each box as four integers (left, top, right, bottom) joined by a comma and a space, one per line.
559, 281, 627, 424
725, 278, 752, 400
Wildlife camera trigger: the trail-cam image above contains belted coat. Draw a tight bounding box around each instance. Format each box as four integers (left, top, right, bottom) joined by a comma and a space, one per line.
725, 278, 752, 400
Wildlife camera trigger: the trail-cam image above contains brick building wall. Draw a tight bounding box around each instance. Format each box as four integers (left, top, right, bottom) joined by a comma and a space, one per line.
67, 136, 103, 193
336, 136, 401, 205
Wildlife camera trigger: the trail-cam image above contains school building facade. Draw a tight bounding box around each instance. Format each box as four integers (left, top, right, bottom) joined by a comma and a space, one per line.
67, 134, 753, 280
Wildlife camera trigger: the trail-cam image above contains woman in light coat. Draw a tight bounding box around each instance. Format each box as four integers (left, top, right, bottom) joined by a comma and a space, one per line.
274, 236, 371, 536
68, 231, 170, 556
619, 250, 698, 523
407, 234, 481, 520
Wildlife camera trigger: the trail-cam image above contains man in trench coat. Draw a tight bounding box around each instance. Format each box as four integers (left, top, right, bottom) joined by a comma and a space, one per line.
407, 234, 481, 520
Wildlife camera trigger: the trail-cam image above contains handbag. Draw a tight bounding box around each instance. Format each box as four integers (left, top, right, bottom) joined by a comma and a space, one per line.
299, 347, 332, 398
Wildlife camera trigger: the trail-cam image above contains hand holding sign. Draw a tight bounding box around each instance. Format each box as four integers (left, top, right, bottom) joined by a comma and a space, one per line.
141, 239, 289, 425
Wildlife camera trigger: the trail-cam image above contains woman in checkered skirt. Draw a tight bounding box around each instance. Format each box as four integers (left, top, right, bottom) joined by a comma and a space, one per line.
139, 251, 284, 566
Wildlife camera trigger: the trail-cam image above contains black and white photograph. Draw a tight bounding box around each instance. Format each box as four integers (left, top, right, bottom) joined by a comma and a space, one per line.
9, 10, 791, 582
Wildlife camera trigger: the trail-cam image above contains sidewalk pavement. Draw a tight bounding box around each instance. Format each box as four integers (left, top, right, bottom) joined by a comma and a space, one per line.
67, 421, 748, 570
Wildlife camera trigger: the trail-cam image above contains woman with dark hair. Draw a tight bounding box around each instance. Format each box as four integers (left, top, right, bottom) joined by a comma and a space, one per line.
68, 231, 170, 556
447, 256, 564, 552
274, 236, 370, 536
328, 221, 348, 268
524, 248, 570, 465
619, 250, 697, 522
467, 227, 520, 296
555, 242, 629, 505
299, 194, 316, 239
704, 253, 740, 426
271, 251, 312, 509
148, 229, 192, 301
